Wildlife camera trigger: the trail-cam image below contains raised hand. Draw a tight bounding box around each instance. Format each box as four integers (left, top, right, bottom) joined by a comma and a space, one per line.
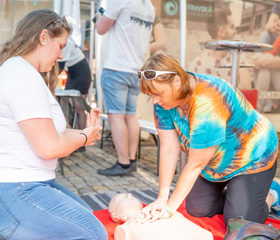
82, 108, 102, 146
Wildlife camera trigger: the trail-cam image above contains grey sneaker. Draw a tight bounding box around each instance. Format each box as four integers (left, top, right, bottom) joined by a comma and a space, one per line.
97, 162, 132, 176
130, 160, 137, 172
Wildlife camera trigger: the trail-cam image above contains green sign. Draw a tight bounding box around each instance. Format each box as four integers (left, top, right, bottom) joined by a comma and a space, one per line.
187, 0, 214, 22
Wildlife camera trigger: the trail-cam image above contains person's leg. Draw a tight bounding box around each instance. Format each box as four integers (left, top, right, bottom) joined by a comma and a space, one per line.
125, 114, 140, 160
66, 59, 91, 130
52, 181, 92, 211
185, 175, 227, 217
108, 113, 130, 165
259, 30, 278, 45
223, 160, 277, 224
270, 70, 280, 110
254, 68, 272, 112
72, 94, 88, 129
125, 72, 141, 169
98, 69, 132, 176
0, 180, 107, 240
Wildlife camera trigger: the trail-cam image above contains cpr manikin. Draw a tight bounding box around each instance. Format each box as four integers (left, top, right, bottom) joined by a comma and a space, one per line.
108, 193, 213, 240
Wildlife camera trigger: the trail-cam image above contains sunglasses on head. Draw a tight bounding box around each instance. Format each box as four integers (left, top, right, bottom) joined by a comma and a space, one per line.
138, 70, 177, 80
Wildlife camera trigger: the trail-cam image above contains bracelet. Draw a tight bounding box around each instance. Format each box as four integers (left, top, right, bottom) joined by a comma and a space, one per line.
80, 132, 87, 146
166, 205, 175, 217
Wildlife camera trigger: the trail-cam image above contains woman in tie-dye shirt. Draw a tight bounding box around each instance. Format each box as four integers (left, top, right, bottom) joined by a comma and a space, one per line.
138, 54, 278, 225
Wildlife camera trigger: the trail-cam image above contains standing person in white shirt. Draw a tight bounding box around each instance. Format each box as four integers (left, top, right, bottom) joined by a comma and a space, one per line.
95, 0, 155, 176
0, 9, 107, 239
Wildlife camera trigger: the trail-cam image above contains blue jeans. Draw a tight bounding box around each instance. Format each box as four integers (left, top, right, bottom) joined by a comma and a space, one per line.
101, 69, 140, 115
0, 180, 107, 240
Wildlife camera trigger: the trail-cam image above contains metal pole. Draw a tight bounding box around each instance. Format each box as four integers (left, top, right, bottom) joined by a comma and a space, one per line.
95, 0, 107, 111
230, 50, 239, 87
180, 0, 186, 67
88, 0, 95, 106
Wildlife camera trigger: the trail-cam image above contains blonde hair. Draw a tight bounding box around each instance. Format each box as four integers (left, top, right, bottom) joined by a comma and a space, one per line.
140, 54, 192, 100
0, 9, 72, 95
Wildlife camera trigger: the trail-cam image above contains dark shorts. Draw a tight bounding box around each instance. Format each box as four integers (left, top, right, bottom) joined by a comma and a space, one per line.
65, 59, 91, 95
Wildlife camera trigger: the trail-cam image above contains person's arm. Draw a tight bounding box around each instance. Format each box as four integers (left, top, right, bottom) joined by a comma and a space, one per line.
158, 128, 181, 199
167, 146, 217, 213
141, 128, 181, 220
266, 13, 280, 35
18, 109, 102, 159
266, 35, 280, 56
94, 13, 115, 35
252, 54, 280, 70
150, 22, 166, 55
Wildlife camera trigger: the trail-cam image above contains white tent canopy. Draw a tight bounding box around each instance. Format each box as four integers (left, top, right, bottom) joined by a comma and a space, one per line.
53, 0, 82, 47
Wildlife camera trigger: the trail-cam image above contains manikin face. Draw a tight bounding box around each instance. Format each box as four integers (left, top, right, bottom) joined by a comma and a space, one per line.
39, 30, 68, 72
108, 193, 143, 223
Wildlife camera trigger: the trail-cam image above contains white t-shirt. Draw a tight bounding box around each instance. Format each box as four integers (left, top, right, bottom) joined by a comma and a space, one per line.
0, 56, 66, 182
58, 38, 85, 68
103, 0, 155, 74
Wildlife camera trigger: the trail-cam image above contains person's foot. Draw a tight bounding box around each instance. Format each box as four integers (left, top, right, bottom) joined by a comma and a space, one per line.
130, 160, 137, 172
270, 178, 280, 215
97, 162, 132, 176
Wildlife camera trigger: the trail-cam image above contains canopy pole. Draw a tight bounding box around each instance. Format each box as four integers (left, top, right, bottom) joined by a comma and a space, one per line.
180, 0, 186, 67
88, 0, 95, 106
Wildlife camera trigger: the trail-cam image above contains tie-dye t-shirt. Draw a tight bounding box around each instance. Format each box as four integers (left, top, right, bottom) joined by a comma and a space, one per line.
154, 72, 278, 182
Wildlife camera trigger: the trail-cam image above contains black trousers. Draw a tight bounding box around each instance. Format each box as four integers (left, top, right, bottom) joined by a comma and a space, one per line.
185, 160, 277, 224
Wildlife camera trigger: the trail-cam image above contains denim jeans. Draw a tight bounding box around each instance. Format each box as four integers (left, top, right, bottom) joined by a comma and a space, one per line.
0, 180, 107, 240
101, 68, 140, 115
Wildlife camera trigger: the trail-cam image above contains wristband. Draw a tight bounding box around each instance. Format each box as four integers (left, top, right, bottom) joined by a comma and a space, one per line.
80, 132, 87, 146
166, 205, 174, 217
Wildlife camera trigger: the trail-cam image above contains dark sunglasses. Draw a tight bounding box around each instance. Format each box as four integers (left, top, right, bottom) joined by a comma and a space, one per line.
138, 70, 177, 80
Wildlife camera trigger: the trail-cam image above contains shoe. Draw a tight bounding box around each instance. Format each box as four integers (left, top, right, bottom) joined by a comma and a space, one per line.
97, 162, 132, 176
270, 178, 280, 215
130, 160, 137, 172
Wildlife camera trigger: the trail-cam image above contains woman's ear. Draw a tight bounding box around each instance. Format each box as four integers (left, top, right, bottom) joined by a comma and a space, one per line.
39, 29, 49, 46
173, 75, 181, 89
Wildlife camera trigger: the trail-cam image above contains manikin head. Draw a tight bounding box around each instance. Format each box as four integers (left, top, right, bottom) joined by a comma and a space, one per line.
108, 193, 143, 224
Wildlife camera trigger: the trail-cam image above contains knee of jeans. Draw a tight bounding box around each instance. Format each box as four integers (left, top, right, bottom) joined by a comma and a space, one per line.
0, 202, 19, 239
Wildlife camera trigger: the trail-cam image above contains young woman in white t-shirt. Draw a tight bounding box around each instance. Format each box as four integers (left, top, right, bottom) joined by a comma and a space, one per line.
0, 9, 107, 240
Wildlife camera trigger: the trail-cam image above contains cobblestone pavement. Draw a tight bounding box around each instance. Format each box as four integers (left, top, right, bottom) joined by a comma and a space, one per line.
56, 139, 179, 196
56, 139, 280, 196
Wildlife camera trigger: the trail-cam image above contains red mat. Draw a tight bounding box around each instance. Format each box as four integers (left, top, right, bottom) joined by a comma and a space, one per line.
94, 202, 280, 240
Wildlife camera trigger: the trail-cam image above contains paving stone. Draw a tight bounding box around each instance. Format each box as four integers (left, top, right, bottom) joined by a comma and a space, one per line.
55, 139, 280, 197
93, 185, 110, 191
